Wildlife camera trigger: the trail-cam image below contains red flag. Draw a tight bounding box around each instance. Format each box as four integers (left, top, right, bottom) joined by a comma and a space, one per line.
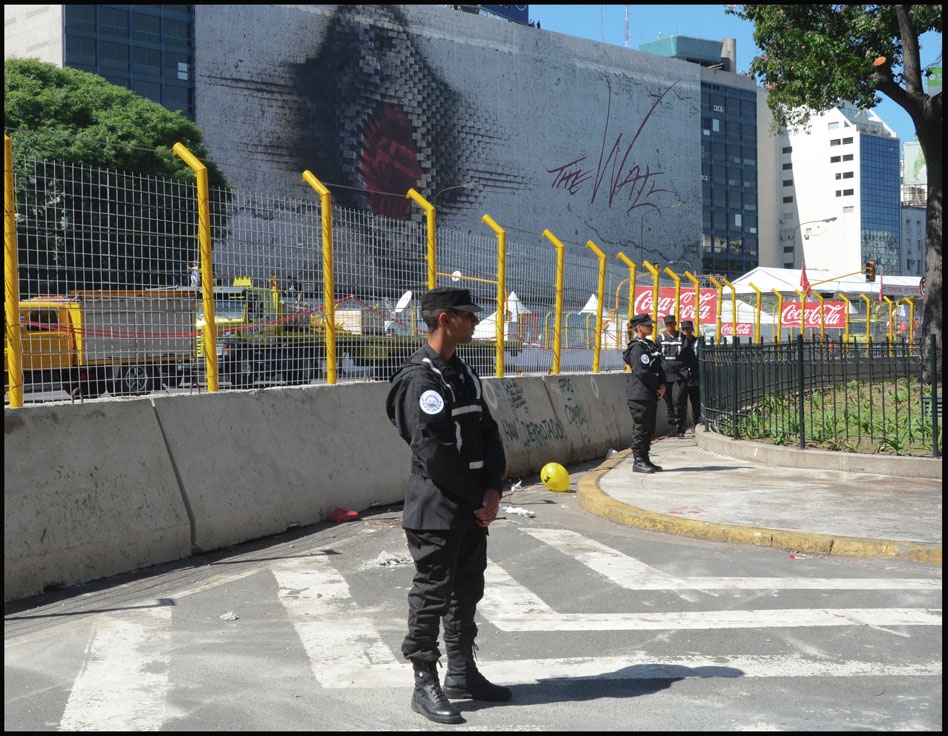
799, 265, 811, 296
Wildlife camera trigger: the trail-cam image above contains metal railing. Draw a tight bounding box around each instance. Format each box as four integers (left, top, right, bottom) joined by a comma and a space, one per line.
700, 334, 941, 458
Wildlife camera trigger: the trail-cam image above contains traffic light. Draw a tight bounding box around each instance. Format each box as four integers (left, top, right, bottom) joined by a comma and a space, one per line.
865, 260, 876, 282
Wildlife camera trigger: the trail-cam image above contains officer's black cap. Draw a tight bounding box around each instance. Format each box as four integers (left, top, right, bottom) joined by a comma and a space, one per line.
680, 320, 694, 329
629, 312, 653, 327
664, 314, 677, 324
421, 287, 482, 313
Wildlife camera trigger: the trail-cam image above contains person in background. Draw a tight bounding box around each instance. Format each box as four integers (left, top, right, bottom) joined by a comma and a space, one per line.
385, 287, 511, 726
658, 314, 689, 439
623, 313, 666, 473
680, 320, 701, 431
189, 262, 201, 289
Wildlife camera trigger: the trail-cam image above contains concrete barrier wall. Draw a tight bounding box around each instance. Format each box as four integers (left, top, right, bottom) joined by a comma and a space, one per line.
3, 400, 192, 601
4, 374, 638, 602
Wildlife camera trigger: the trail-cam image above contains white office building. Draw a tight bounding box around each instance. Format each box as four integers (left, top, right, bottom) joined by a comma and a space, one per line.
760, 103, 901, 278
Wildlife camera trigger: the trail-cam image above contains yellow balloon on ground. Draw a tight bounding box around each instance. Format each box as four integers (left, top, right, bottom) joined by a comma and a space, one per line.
540, 462, 570, 492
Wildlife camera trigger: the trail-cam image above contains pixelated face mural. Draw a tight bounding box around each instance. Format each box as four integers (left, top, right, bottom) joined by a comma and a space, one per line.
289, 5, 489, 220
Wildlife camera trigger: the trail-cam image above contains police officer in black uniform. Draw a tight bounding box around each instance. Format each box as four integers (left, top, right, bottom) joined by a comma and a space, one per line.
623, 312, 666, 473
386, 287, 510, 726
659, 313, 690, 438
680, 320, 701, 429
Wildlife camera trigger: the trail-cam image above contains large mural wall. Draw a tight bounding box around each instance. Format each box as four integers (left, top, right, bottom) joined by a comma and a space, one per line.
194, 4, 702, 294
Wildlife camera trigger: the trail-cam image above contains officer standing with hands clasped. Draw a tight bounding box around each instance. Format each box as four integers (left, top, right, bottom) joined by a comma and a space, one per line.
679, 319, 701, 430
623, 313, 667, 473
658, 313, 690, 438
386, 287, 511, 726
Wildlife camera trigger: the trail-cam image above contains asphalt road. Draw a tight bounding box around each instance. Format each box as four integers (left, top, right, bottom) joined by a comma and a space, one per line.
4, 475, 942, 731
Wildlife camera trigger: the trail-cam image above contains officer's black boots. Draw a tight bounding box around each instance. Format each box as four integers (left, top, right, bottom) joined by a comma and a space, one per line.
645, 455, 663, 471
411, 660, 463, 724
632, 457, 656, 473
443, 642, 512, 701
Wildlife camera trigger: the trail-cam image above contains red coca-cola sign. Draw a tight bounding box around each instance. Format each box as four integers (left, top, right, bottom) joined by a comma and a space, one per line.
632, 287, 719, 322
781, 301, 847, 328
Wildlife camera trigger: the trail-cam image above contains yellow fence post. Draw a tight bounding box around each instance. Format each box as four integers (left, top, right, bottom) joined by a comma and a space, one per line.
684, 270, 700, 335
709, 276, 725, 343
859, 293, 872, 356
302, 171, 337, 384
585, 240, 606, 373
748, 282, 762, 344
722, 277, 737, 341
770, 288, 784, 350
814, 292, 825, 341
406, 189, 436, 291
4, 134, 23, 408
882, 296, 895, 356
839, 293, 852, 352
642, 260, 660, 339
173, 142, 219, 392
903, 297, 916, 354
481, 214, 506, 378
616, 252, 637, 353
663, 266, 681, 323
794, 289, 807, 339
541, 229, 565, 374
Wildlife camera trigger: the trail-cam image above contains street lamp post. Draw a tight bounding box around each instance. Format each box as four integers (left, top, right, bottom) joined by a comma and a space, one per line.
792, 216, 837, 268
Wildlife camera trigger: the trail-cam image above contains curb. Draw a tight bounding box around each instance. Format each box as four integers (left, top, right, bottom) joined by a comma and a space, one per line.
696, 426, 942, 479
576, 448, 942, 565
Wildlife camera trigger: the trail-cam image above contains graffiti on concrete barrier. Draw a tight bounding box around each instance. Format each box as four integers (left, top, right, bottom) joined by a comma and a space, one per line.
501, 418, 566, 447
556, 376, 588, 426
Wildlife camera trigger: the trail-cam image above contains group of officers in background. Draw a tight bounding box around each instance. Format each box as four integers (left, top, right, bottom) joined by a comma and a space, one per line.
622, 312, 701, 474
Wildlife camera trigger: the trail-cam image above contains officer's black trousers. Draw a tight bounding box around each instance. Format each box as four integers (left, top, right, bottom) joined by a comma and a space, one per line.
664, 379, 690, 434
687, 383, 701, 426
402, 525, 488, 663
627, 399, 657, 457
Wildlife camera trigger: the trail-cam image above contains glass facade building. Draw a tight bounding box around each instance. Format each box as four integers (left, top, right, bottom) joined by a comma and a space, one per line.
859, 134, 901, 273
700, 82, 759, 279
62, 5, 195, 120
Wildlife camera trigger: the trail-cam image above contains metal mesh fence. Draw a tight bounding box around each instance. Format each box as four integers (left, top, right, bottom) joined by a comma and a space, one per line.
6, 156, 635, 404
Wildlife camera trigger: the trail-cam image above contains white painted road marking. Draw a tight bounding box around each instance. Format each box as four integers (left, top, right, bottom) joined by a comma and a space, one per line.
59, 606, 174, 731
521, 528, 942, 590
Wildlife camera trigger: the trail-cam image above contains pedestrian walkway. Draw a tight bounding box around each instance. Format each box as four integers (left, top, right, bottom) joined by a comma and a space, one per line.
577, 427, 942, 565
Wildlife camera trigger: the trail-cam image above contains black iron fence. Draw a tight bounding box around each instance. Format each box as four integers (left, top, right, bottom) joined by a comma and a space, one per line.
699, 335, 941, 458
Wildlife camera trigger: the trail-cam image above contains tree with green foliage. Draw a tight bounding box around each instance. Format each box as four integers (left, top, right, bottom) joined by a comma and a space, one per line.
727, 4, 942, 384
4, 58, 229, 293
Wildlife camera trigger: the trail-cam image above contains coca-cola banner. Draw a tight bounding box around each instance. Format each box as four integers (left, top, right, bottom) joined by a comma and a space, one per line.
632, 287, 719, 323
780, 301, 847, 328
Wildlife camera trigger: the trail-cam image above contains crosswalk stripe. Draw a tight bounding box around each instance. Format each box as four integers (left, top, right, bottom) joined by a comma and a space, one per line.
59, 607, 174, 731
480, 561, 942, 631
521, 528, 942, 590
273, 554, 402, 689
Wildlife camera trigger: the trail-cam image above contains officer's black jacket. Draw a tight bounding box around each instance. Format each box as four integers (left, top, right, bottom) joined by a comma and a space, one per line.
658, 329, 691, 382
622, 336, 667, 403
386, 344, 506, 530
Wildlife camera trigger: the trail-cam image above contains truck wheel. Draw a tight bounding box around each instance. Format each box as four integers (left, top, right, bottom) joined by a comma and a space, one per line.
227, 356, 255, 388
110, 365, 152, 395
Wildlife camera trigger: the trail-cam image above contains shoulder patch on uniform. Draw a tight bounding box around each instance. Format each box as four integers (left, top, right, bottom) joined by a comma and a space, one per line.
640, 354, 651, 365
419, 389, 445, 415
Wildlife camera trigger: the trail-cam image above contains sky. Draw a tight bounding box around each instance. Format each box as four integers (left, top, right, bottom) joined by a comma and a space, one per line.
528, 4, 940, 154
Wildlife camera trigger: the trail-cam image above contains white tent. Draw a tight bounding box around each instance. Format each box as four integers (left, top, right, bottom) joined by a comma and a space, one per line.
729, 267, 922, 300
472, 292, 531, 340
579, 293, 599, 314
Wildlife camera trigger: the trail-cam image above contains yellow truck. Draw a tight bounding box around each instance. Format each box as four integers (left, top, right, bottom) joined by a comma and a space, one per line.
197, 277, 520, 386
6, 289, 197, 399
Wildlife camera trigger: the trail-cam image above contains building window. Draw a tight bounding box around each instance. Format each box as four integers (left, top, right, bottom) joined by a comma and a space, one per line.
782, 146, 792, 153
783, 179, 793, 187
843, 171, 854, 179
843, 206, 854, 213
830, 155, 841, 163
843, 154, 854, 161
782, 195, 794, 203
830, 139, 841, 146
828, 121, 839, 129
782, 162, 793, 170
843, 188, 854, 196
842, 137, 853, 144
